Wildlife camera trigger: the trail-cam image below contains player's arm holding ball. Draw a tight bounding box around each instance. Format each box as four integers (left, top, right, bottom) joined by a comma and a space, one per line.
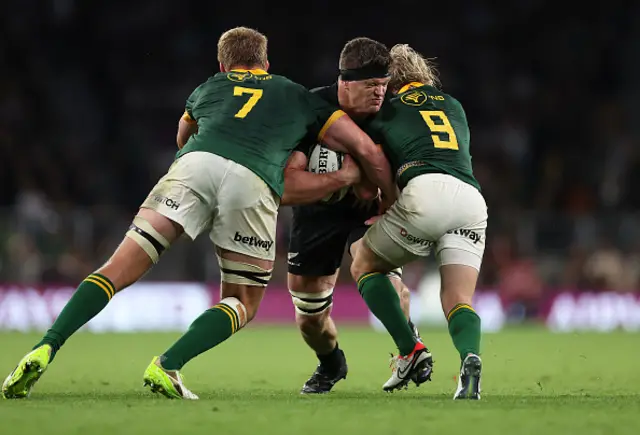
320, 114, 397, 210
281, 151, 362, 206
352, 173, 379, 201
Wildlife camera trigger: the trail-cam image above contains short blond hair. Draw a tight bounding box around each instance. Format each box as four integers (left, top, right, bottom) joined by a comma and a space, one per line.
217, 27, 268, 70
389, 44, 440, 93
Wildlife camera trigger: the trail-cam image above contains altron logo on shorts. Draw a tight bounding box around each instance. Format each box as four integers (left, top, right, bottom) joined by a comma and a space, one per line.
234, 232, 274, 251
400, 228, 433, 247
447, 228, 482, 244
150, 194, 180, 211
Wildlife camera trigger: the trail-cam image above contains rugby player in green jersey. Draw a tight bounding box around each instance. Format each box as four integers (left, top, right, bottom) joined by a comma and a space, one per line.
350, 44, 487, 398
1, 27, 397, 400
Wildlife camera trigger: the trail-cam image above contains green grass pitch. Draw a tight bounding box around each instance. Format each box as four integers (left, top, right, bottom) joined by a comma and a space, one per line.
0, 327, 639, 435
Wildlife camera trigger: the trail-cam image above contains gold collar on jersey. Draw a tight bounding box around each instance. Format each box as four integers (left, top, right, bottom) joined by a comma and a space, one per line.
230, 68, 269, 75
397, 82, 425, 94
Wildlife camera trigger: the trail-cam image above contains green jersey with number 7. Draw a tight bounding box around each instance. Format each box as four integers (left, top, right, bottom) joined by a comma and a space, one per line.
177, 68, 344, 198
368, 83, 480, 191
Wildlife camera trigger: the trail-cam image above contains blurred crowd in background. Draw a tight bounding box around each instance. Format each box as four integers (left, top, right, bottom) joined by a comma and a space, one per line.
2, 1, 640, 308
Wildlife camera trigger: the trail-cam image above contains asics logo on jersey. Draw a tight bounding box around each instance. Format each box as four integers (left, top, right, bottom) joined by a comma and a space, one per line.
233, 232, 274, 251
447, 228, 482, 244
400, 228, 433, 247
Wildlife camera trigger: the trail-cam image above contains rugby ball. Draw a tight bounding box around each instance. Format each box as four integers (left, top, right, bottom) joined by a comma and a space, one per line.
307, 144, 349, 203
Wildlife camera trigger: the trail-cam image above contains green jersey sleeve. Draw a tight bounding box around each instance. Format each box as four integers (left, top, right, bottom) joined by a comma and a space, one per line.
184, 85, 202, 121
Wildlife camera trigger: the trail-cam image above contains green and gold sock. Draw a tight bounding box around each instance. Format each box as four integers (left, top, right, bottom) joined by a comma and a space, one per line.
357, 272, 416, 355
447, 303, 481, 361
161, 299, 246, 371
35, 273, 116, 361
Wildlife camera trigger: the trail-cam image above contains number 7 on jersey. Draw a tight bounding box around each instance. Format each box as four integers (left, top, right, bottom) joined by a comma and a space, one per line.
233, 86, 263, 118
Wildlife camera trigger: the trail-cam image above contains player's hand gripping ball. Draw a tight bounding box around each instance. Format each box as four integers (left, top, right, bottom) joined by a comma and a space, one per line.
307, 144, 350, 203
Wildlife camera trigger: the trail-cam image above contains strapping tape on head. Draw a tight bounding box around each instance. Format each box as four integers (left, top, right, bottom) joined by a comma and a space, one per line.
339, 63, 390, 81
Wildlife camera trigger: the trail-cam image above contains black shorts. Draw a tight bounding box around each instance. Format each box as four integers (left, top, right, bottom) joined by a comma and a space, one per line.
288, 194, 378, 276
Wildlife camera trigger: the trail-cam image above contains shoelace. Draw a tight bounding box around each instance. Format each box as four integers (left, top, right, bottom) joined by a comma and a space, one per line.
388, 353, 399, 373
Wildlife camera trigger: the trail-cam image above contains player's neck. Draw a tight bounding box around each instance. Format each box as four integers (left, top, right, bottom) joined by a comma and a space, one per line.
225, 64, 268, 75
397, 82, 425, 94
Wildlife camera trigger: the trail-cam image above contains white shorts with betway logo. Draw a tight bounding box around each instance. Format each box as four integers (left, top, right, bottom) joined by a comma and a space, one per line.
140, 151, 279, 261
364, 173, 487, 271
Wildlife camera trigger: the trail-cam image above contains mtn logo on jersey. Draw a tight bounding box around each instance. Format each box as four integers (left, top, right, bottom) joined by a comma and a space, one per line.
447, 228, 482, 244
400, 228, 433, 247
233, 232, 274, 251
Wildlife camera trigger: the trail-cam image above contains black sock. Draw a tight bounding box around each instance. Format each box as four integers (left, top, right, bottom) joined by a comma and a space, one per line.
317, 343, 343, 372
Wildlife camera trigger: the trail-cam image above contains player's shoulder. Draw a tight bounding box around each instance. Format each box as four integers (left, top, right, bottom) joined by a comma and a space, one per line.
429, 86, 463, 107
309, 83, 339, 105
388, 84, 463, 109
190, 73, 230, 94
262, 74, 314, 97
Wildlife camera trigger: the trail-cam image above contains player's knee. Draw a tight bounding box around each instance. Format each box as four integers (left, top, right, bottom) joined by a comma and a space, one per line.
439, 263, 478, 313
290, 288, 333, 319
216, 296, 251, 330
350, 260, 367, 283
218, 255, 273, 288
125, 215, 171, 264
218, 255, 272, 323
218, 288, 263, 326
295, 309, 329, 335
99, 217, 173, 291
390, 275, 409, 299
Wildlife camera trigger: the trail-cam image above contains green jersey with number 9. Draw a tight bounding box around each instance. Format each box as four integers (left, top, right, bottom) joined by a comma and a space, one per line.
177, 69, 343, 197
368, 83, 480, 191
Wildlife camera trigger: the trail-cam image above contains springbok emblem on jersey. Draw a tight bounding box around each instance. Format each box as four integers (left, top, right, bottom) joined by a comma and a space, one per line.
400, 90, 427, 107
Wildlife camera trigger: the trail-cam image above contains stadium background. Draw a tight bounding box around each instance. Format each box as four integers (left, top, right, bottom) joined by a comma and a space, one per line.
1, 0, 640, 333
2, 3, 640, 434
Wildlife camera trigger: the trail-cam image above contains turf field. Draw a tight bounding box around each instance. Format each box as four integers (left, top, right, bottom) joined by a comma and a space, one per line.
0, 326, 638, 435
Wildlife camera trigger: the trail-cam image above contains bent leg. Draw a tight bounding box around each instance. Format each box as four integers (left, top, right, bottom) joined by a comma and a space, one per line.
38, 208, 182, 358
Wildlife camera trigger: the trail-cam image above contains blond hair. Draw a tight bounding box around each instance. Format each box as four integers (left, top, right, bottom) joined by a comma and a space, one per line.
217, 27, 268, 70
388, 44, 440, 93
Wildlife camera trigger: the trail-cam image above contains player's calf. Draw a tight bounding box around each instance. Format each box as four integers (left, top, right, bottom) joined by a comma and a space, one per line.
440, 264, 482, 363
151, 250, 271, 380
289, 275, 337, 354
439, 262, 483, 399
2, 209, 182, 399
289, 274, 348, 394
351, 240, 418, 353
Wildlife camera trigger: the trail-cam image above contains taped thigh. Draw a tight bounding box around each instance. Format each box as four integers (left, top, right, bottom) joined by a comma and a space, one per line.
217, 256, 273, 287
125, 216, 170, 263
289, 288, 333, 316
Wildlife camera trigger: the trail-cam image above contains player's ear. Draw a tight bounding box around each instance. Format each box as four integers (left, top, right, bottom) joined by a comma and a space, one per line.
264, 60, 270, 72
